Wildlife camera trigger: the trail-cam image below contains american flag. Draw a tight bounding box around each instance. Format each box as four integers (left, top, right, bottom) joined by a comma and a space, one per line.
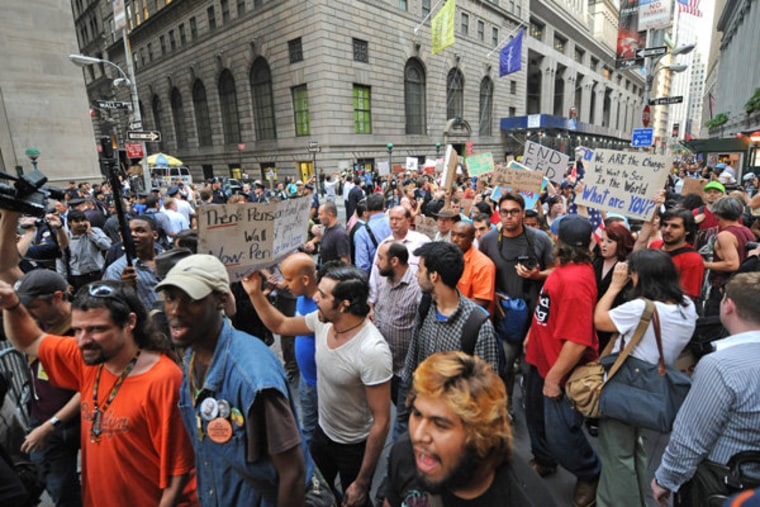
677, 0, 702, 17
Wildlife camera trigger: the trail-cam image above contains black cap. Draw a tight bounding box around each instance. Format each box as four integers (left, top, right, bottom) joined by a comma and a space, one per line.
68, 198, 85, 207
167, 186, 180, 197
137, 191, 148, 198
558, 215, 593, 248
154, 248, 194, 280
13, 269, 69, 306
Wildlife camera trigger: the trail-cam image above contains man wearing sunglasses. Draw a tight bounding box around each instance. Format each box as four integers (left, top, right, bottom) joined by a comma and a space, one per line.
0, 279, 197, 507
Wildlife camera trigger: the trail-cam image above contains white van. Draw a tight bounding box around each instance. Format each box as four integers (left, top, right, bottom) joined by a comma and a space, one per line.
150, 166, 193, 187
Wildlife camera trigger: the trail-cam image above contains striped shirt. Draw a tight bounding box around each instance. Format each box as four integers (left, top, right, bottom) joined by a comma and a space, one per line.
373, 266, 422, 376
655, 331, 760, 491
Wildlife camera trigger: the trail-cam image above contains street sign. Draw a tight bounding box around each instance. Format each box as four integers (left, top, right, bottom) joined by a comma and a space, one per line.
648, 96, 684, 106
307, 141, 319, 153
636, 46, 668, 58
95, 100, 131, 110
631, 128, 654, 148
125, 142, 144, 159
616, 57, 644, 69
642, 104, 651, 128
128, 120, 142, 131
127, 130, 161, 142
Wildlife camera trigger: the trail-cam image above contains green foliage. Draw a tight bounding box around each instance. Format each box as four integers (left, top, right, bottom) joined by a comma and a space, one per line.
705, 113, 729, 129
745, 88, 760, 114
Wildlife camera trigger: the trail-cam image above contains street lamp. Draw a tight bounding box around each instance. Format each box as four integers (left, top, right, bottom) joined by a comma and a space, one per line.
387, 143, 393, 175
69, 52, 151, 192
435, 142, 441, 157
25, 148, 40, 171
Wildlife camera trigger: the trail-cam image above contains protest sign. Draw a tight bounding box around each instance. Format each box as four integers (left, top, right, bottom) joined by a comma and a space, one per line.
522, 141, 570, 182
377, 160, 390, 176
406, 157, 419, 172
681, 177, 707, 196
415, 215, 438, 240
460, 198, 474, 217
441, 145, 458, 191
198, 196, 312, 281
466, 152, 495, 176
575, 149, 669, 220
493, 164, 544, 193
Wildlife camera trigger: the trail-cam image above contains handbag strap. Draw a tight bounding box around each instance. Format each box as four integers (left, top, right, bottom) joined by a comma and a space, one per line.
652, 305, 667, 376
604, 299, 655, 383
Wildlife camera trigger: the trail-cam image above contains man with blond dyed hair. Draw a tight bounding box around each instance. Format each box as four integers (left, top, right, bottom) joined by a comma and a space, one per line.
383, 351, 551, 506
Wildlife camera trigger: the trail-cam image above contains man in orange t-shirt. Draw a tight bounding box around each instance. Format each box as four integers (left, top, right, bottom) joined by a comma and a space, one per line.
0, 279, 197, 507
451, 221, 496, 312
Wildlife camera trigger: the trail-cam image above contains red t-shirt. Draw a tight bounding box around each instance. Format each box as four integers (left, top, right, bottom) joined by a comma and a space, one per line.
526, 263, 599, 379
38, 336, 198, 507
649, 240, 705, 298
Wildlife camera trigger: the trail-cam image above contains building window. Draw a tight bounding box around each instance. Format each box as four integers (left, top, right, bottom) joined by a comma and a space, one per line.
509, 106, 516, 117
237, 0, 245, 15
179, 23, 186, 45
207, 6, 216, 30
479, 77, 493, 136
169, 30, 176, 50
152, 95, 164, 151
477, 20, 484, 42
190, 17, 197, 40
289, 38, 303, 64
353, 39, 368, 63
160, 35, 166, 55
218, 70, 241, 144
250, 57, 277, 140
590, 57, 599, 72
603, 67, 611, 80
399, 0, 408, 11
446, 68, 464, 120
253, 0, 263, 7
404, 58, 426, 135
171, 88, 187, 149
529, 19, 544, 40
575, 47, 584, 64
422, 0, 430, 18
353, 85, 371, 134
492, 27, 499, 47
461, 13, 469, 36
221, 0, 230, 23
554, 34, 567, 53
292, 85, 310, 136
139, 48, 145, 66
510, 80, 517, 95
147, 42, 153, 62
193, 80, 213, 147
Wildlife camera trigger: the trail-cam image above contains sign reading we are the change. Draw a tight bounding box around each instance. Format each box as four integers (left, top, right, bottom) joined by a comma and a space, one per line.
522, 140, 570, 181
575, 149, 669, 220
198, 196, 312, 281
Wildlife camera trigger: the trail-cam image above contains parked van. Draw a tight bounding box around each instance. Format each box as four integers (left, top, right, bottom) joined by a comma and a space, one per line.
150, 166, 193, 187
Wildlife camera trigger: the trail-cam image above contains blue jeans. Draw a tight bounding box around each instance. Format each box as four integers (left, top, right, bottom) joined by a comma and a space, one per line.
525, 365, 601, 481
298, 377, 318, 449
28, 419, 82, 507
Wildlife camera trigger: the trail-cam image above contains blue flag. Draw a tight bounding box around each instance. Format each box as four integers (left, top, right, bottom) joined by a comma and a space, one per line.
499, 29, 524, 77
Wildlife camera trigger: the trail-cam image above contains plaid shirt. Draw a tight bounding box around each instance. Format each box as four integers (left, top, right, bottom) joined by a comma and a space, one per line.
374, 267, 422, 376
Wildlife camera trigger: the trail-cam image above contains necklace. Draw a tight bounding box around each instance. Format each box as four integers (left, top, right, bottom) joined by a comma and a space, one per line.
187, 352, 211, 406
333, 319, 365, 336
90, 350, 141, 443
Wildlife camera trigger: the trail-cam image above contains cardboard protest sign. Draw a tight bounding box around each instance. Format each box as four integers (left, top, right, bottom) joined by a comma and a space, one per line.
466, 152, 495, 176
441, 145, 458, 192
459, 198, 474, 217
575, 149, 669, 221
415, 215, 438, 240
377, 160, 390, 176
493, 163, 544, 193
198, 196, 312, 281
681, 177, 707, 196
522, 141, 570, 182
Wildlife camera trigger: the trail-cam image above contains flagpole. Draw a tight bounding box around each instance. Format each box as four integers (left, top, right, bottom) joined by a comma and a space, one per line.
413, 0, 447, 35
485, 21, 527, 59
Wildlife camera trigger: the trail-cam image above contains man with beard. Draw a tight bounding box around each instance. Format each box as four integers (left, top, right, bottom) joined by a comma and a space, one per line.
0, 279, 197, 507
243, 262, 392, 507
383, 351, 548, 506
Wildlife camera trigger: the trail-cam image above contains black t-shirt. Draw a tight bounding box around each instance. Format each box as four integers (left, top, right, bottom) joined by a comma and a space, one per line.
319, 223, 350, 265
385, 435, 552, 507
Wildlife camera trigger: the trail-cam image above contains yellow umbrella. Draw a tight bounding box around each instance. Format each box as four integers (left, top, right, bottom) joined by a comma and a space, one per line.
147, 152, 184, 167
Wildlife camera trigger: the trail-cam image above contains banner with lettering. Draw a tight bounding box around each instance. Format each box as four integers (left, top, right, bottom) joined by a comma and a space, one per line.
522, 140, 570, 182
198, 196, 312, 281
575, 149, 669, 220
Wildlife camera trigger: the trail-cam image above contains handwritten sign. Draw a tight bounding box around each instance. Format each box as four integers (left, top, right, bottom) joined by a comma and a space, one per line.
575, 149, 669, 221
198, 196, 312, 281
522, 140, 570, 181
493, 165, 544, 193
415, 215, 438, 240
377, 160, 390, 176
405, 157, 419, 172
466, 152, 495, 176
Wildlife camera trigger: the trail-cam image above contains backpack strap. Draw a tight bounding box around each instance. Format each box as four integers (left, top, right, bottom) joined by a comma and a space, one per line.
364, 222, 379, 248
416, 292, 433, 331
665, 246, 697, 257
461, 307, 490, 356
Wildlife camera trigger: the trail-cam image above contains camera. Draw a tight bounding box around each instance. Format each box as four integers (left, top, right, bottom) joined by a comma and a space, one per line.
0, 170, 65, 217
517, 255, 537, 270
747, 241, 759, 251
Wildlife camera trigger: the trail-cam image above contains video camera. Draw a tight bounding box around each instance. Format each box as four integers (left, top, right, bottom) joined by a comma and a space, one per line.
0, 170, 66, 217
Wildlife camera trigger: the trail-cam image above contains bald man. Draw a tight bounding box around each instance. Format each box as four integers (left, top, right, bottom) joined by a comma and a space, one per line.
451, 221, 496, 311
279, 253, 320, 446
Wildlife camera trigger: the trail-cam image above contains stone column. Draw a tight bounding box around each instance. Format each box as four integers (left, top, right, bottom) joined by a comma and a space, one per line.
541, 58, 556, 114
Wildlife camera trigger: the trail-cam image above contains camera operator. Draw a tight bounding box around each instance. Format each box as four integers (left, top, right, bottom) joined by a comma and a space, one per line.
56, 209, 111, 291
17, 214, 68, 273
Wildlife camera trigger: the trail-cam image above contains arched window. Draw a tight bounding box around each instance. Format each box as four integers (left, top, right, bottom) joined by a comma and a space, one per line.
170, 88, 188, 149
404, 59, 426, 135
250, 58, 276, 140
446, 68, 464, 120
151, 95, 163, 151
479, 77, 493, 136
218, 69, 241, 144
192, 80, 213, 147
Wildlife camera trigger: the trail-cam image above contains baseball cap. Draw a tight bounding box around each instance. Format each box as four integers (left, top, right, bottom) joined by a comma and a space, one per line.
154, 248, 193, 281
14, 269, 69, 306
296, 180, 304, 185
167, 186, 180, 197
743, 172, 756, 182
434, 207, 459, 219
703, 181, 726, 193
558, 214, 592, 248
155, 254, 230, 300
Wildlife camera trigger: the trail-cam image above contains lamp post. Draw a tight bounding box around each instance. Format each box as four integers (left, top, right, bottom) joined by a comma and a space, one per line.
387, 143, 394, 175
25, 148, 40, 171
435, 142, 441, 157
642, 40, 695, 125
69, 49, 151, 193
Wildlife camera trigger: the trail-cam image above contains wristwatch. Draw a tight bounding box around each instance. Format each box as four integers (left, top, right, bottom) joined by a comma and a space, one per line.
49, 416, 63, 428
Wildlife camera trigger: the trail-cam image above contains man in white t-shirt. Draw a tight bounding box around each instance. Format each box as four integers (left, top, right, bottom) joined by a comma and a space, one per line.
243, 262, 392, 507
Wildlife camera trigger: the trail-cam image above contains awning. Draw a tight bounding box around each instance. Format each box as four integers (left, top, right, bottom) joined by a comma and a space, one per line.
679, 137, 750, 153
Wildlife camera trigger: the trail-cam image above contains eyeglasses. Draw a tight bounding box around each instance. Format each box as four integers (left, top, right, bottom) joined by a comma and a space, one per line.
499, 208, 522, 217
